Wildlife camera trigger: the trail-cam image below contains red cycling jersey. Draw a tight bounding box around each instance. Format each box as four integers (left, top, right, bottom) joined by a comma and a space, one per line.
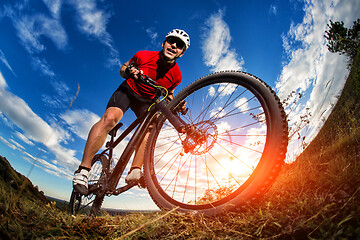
125, 51, 182, 99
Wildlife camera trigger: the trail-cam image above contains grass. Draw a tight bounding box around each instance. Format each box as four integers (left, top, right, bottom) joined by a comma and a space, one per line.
1, 48, 360, 239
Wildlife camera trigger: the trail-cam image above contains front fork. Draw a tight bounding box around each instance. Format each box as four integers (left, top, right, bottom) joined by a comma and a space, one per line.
155, 99, 187, 133
155, 100, 206, 154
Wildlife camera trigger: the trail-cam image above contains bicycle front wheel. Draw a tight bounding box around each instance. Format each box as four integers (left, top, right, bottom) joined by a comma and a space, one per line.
144, 71, 288, 216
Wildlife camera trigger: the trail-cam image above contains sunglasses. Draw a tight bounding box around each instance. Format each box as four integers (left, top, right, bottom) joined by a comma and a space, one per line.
166, 37, 185, 49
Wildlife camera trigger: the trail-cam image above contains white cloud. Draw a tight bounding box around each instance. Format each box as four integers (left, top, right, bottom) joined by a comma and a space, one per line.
61, 109, 101, 141
0, 50, 16, 76
41, 79, 73, 109
22, 152, 73, 180
208, 86, 216, 97
69, 0, 120, 67
0, 71, 7, 89
2, 3, 67, 78
0, 113, 15, 129
0, 1, 119, 175
31, 56, 56, 78
146, 27, 158, 45
0, 72, 79, 169
9, 138, 25, 150
0, 134, 71, 179
0, 91, 53, 144
13, 13, 67, 54
269, 5, 277, 15
234, 97, 250, 112
2, 0, 120, 71
15, 131, 35, 146
0, 136, 18, 150
70, 0, 110, 37
42, 0, 62, 19
210, 107, 226, 118
276, 0, 360, 160
13, 15, 45, 54
201, 9, 244, 72
51, 79, 70, 94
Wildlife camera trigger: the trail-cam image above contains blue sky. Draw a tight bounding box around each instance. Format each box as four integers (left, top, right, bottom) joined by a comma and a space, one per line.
0, 0, 359, 210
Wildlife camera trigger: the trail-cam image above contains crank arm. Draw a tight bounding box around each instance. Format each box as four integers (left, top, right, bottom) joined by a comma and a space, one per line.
112, 183, 137, 196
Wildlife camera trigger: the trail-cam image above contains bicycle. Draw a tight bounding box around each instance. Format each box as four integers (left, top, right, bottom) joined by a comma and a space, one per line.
68, 67, 288, 216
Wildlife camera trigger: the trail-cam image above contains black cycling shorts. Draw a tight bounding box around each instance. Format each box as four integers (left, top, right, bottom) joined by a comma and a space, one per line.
106, 81, 153, 117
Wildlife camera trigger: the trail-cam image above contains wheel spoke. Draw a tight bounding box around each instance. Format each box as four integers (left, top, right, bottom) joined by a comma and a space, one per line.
216, 136, 264, 154
148, 73, 287, 211
153, 84, 264, 204
69, 156, 106, 215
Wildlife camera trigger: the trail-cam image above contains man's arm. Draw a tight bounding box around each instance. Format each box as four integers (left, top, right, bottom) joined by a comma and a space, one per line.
167, 89, 174, 100
120, 61, 130, 79
120, 61, 142, 80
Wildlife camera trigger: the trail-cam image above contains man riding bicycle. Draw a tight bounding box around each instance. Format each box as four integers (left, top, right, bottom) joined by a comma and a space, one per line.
73, 29, 190, 195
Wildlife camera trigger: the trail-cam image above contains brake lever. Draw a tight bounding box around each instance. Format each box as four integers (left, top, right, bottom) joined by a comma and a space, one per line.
127, 64, 150, 83
126, 63, 144, 81
126, 63, 166, 96
173, 100, 188, 115
180, 107, 189, 115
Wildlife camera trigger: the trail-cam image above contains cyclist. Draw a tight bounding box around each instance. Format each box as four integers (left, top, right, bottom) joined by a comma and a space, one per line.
73, 29, 190, 195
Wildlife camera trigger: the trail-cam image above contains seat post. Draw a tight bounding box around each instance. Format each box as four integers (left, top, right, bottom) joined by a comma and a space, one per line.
106, 122, 123, 148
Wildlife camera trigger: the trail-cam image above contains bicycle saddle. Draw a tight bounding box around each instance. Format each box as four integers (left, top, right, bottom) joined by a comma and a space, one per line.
108, 122, 123, 137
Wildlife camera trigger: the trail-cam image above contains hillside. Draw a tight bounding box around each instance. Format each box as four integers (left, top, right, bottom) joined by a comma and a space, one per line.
260, 47, 360, 238
0, 49, 359, 239
0, 156, 48, 203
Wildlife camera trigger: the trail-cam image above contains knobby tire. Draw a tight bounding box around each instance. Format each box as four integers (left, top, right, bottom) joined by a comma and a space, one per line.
144, 71, 288, 216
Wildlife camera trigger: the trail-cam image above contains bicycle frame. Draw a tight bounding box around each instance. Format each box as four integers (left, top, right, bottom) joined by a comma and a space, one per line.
94, 108, 153, 194
96, 97, 186, 196
70, 70, 289, 217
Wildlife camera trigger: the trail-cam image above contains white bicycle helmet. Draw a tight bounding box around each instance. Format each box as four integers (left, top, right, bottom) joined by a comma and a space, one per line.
166, 29, 190, 50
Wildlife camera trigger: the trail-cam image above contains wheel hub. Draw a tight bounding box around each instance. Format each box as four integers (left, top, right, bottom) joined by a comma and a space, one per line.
182, 121, 218, 155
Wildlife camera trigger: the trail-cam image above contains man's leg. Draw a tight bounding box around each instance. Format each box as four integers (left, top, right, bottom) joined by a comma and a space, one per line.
73, 107, 123, 194
132, 130, 151, 168
125, 128, 151, 184
80, 107, 124, 168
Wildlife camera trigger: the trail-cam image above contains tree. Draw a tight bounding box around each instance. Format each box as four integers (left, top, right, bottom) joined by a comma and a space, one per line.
325, 19, 360, 67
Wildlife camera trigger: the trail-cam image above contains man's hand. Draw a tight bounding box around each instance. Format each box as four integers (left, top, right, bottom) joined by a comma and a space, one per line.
120, 61, 143, 79
176, 100, 188, 115
125, 65, 143, 80
180, 100, 187, 114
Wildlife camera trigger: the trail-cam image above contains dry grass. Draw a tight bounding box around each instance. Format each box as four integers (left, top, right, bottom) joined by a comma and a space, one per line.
1, 48, 360, 240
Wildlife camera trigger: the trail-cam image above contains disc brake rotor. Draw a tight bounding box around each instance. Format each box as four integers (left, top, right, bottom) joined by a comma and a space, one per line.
182, 121, 218, 155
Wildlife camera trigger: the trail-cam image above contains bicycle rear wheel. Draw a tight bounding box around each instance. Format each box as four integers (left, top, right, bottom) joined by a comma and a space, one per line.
144, 71, 288, 216
68, 154, 109, 215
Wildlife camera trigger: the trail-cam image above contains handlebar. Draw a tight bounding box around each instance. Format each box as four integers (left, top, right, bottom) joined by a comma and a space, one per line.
126, 64, 159, 88
126, 63, 188, 115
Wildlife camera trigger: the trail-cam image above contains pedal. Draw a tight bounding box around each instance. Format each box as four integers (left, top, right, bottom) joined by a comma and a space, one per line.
138, 175, 146, 189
